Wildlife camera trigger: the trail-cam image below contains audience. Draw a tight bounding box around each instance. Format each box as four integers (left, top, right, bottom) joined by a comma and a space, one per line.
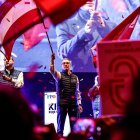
0, 84, 36, 140
0, 84, 59, 140
2, 59, 140, 140
110, 71, 140, 140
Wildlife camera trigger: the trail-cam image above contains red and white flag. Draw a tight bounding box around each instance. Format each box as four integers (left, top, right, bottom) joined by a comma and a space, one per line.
0, 0, 51, 59
22, 16, 51, 51
0, 0, 88, 59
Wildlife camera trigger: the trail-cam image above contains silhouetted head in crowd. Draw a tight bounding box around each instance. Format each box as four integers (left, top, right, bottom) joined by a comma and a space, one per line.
93, 116, 119, 140
121, 70, 140, 140
66, 132, 88, 140
0, 84, 60, 140
125, 71, 140, 117
110, 71, 140, 140
34, 123, 59, 140
0, 84, 36, 140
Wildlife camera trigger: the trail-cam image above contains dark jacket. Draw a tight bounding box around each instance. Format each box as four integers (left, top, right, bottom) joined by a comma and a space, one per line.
0, 68, 22, 87
56, 72, 79, 106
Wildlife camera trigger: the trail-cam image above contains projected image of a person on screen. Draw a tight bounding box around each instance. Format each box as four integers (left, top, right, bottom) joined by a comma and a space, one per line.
55, 0, 116, 72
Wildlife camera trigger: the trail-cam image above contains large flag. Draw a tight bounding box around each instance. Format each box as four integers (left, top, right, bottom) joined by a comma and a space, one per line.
0, 0, 88, 59
22, 17, 51, 51
0, 0, 51, 59
101, 6, 140, 41
34, 0, 88, 25
91, 6, 140, 67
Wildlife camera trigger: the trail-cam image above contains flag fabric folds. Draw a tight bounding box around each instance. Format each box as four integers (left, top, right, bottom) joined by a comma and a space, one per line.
22, 17, 51, 51
91, 6, 140, 67
34, 0, 88, 25
101, 6, 140, 41
0, 0, 50, 59
0, 0, 88, 59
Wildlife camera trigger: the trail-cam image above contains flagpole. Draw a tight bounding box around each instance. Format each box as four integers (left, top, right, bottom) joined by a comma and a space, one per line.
36, 7, 54, 54
0, 49, 8, 60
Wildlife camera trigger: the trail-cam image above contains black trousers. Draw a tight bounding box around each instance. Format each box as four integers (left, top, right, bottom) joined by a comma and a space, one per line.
57, 104, 78, 135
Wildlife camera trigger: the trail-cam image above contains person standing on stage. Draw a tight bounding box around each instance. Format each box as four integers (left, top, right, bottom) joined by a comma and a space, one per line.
55, 0, 116, 120
0, 56, 24, 88
88, 75, 101, 118
50, 53, 83, 136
